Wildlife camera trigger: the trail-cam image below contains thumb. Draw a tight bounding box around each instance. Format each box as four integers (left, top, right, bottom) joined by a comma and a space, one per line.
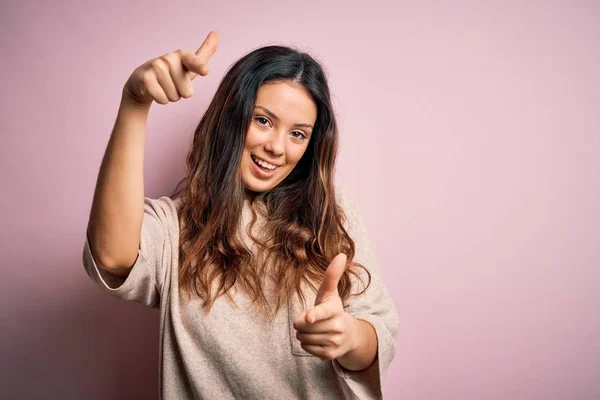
314, 253, 348, 306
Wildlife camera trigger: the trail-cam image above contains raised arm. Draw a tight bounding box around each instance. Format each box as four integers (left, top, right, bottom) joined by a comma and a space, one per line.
86, 31, 220, 277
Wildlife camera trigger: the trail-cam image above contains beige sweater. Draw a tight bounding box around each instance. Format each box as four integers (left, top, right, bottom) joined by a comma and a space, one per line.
82, 188, 399, 399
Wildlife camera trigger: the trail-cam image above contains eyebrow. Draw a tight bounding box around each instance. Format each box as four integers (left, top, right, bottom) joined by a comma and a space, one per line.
255, 105, 314, 129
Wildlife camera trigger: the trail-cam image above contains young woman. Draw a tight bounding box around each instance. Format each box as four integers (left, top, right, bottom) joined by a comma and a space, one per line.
84, 31, 399, 399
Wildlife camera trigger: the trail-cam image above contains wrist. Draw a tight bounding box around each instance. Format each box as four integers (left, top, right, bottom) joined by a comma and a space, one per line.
336, 315, 378, 372
120, 86, 152, 114
346, 314, 363, 354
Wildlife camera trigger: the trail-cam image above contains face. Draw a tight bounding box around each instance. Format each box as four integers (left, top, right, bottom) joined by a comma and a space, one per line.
241, 81, 317, 194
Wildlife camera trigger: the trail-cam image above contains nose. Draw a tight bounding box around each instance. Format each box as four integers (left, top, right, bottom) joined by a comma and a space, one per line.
264, 130, 285, 158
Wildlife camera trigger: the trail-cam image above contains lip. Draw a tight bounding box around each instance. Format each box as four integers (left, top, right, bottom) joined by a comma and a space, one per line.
251, 156, 278, 179
252, 154, 281, 167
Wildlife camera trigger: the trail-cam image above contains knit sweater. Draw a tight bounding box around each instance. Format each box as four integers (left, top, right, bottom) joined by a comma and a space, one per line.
82, 188, 399, 399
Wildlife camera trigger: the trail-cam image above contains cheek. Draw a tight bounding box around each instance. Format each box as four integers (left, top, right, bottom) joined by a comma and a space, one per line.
244, 126, 262, 149
285, 145, 309, 166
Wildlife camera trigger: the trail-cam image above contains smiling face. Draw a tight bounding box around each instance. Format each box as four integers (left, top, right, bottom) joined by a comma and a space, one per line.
241, 81, 317, 194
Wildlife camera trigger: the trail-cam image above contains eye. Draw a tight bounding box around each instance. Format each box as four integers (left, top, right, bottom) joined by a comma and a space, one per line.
290, 131, 307, 140
254, 116, 271, 127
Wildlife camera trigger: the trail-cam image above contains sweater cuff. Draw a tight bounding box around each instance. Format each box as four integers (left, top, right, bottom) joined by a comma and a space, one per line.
331, 314, 393, 399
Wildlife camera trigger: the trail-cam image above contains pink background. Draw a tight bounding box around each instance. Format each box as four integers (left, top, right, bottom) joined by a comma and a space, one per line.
2, 0, 599, 398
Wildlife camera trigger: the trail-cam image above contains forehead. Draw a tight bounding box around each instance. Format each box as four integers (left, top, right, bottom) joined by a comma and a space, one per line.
255, 81, 317, 124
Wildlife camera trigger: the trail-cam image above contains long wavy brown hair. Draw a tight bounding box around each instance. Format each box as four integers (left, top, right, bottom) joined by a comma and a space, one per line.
171, 45, 371, 320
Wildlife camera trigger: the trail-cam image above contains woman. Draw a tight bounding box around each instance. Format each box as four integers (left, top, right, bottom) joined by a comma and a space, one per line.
84, 31, 399, 399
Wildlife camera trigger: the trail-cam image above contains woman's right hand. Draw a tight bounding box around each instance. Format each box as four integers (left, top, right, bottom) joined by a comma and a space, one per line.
122, 31, 220, 107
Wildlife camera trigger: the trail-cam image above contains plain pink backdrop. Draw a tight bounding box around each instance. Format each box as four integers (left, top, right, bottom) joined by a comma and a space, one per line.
1, 0, 599, 399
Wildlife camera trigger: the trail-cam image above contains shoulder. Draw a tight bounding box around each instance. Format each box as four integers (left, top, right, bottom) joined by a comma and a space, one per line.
334, 184, 362, 227
143, 196, 180, 230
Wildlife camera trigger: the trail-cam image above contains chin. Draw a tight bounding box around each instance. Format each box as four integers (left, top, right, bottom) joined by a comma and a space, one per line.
242, 176, 276, 193
242, 166, 285, 194
241, 154, 294, 193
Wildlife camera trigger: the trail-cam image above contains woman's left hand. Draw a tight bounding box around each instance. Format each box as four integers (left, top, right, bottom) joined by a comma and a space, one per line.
293, 253, 361, 360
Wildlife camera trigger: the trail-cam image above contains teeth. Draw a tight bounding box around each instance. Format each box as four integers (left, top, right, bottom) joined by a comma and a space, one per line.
252, 155, 277, 170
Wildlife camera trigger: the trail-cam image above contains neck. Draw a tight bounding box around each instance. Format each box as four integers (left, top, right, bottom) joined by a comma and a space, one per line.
243, 187, 256, 201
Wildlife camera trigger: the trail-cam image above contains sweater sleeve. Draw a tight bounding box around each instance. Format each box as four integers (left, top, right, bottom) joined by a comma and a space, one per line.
82, 196, 176, 309
331, 188, 400, 399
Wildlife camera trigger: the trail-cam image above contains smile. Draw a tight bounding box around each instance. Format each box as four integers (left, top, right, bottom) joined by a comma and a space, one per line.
251, 155, 280, 171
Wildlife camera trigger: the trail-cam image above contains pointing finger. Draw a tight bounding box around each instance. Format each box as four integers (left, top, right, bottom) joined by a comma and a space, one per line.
181, 50, 209, 78
195, 31, 219, 65
306, 302, 337, 324
183, 31, 220, 79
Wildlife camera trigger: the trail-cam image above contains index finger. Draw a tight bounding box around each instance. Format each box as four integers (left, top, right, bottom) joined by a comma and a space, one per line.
195, 31, 220, 64
306, 303, 336, 324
